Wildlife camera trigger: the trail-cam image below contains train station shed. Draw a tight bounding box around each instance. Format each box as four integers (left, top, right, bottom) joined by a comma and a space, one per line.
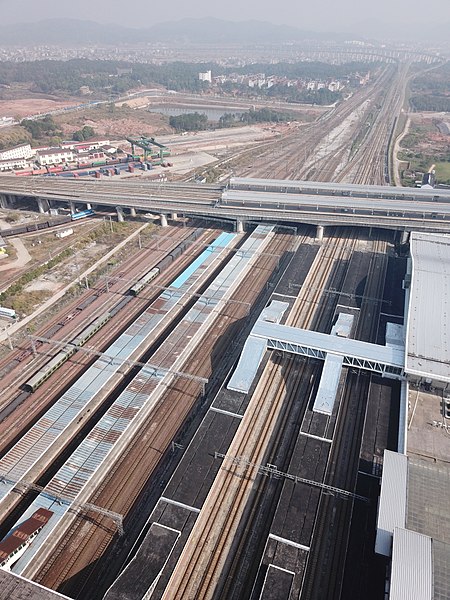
375, 450, 408, 556
405, 232, 450, 389
390, 528, 433, 600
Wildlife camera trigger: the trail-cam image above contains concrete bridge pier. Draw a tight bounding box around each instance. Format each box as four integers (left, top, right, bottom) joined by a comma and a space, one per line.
160, 214, 168, 227
129, 207, 136, 217
36, 197, 49, 214
116, 206, 124, 223
400, 231, 410, 245
316, 224, 324, 241
236, 219, 244, 233
171, 212, 178, 221
86, 203, 92, 210
0, 194, 9, 209
69, 201, 76, 214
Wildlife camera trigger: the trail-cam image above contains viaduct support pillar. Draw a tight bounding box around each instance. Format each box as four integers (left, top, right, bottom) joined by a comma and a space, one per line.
160, 214, 168, 228
0, 194, 8, 209
69, 201, 76, 215
171, 212, 178, 221
316, 224, 324, 241
129, 207, 136, 217
116, 206, 124, 223
36, 197, 47, 214
400, 231, 410, 245
86, 203, 92, 210
236, 219, 244, 234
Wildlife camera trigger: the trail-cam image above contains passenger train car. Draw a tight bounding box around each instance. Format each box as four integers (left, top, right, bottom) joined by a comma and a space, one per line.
0, 508, 53, 571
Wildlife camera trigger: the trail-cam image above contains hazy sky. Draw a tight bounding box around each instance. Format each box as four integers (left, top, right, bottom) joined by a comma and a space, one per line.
1, 0, 449, 31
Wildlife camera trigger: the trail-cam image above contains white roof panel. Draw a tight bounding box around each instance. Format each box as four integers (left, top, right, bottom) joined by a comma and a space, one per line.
252, 321, 405, 368
386, 322, 405, 347
332, 312, 354, 338
229, 177, 450, 201
390, 527, 433, 600
406, 232, 450, 383
375, 450, 408, 556
260, 301, 289, 324
227, 335, 267, 394
313, 353, 344, 415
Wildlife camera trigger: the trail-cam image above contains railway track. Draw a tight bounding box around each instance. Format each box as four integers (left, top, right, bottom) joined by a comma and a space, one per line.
0, 228, 214, 454
27, 232, 295, 596
157, 229, 361, 599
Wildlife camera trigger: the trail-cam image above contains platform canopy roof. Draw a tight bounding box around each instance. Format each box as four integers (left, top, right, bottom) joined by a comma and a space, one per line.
406, 232, 450, 384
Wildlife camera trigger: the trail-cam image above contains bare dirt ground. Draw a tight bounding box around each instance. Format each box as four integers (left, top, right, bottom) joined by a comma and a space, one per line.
54, 105, 172, 139
0, 238, 31, 272
0, 98, 79, 119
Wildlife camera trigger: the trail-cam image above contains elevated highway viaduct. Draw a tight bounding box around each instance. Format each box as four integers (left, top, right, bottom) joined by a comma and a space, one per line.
1, 176, 450, 235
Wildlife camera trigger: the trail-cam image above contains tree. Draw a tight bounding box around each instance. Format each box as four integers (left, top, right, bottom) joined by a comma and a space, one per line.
72, 125, 96, 141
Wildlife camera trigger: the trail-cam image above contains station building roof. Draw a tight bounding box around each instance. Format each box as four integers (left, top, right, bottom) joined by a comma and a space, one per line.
390, 528, 433, 600
405, 232, 450, 384
375, 450, 408, 556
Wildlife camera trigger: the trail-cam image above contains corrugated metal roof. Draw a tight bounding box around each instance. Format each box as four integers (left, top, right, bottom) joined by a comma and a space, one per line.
0, 232, 237, 503
390, 527, 432, 600
313, 354, 344, 415
9, 225, 275, 575
375, 450, 407, 556
405, 232, 450, 383
222, 189, 450, 216
229, 177, 450, 201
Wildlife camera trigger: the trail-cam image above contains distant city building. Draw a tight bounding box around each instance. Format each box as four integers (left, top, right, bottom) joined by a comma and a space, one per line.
199, 70, 212, 83
0, 143, 33, 162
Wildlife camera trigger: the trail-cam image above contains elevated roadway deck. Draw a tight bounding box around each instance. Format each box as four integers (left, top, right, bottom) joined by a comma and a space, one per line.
1, 176, 450, 233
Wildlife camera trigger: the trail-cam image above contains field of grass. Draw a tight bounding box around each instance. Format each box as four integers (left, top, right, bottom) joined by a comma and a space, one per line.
435, 162, 450, 184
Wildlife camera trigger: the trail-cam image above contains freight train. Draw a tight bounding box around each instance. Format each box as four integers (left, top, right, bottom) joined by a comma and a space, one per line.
129, 229, 203, 296
1, 211, 94, 237
0, 216, 72, 237
24, 311, 112, 393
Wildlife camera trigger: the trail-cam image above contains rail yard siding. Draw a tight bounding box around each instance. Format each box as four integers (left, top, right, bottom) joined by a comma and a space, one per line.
10, 226, 274, 575
0, 232, 236, 509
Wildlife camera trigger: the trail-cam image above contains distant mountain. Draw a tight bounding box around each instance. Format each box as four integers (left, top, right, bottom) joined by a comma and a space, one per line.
145, 17, 343, 44
0, 19, 137, 46
0, 17, 347, 46
346, 18, 450, 42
